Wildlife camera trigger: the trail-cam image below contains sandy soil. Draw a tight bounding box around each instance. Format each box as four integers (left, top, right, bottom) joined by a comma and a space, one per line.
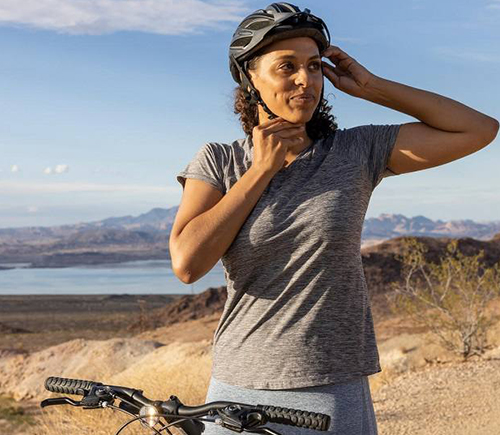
375, 357, 500, 435
1, 295, 500, 435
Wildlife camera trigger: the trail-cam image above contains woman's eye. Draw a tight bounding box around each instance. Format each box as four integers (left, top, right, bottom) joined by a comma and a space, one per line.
279, 62, 294, 71
310, 62, 321, 71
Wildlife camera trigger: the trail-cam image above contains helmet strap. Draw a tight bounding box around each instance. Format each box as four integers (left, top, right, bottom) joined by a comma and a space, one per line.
230, 55, 277, 120
311, 84, 325, 120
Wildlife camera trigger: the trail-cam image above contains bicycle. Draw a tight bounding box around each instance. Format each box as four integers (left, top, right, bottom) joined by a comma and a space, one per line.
40, 376, 331, 435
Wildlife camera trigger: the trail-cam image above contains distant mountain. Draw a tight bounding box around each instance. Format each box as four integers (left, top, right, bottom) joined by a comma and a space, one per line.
0, 208, 499, 268
0, 207, 179, 243
362, 213, 500, 247
0, 207, 179, 267
95, 207, 178, 231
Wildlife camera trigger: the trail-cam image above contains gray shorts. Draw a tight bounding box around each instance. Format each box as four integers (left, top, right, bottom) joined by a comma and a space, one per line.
203, 375, 378, 435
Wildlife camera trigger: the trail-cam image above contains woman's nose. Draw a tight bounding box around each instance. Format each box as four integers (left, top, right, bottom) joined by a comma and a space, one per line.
294, 67, 313, 87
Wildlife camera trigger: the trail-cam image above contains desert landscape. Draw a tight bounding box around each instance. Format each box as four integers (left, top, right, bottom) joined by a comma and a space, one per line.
1, 235, 500, 435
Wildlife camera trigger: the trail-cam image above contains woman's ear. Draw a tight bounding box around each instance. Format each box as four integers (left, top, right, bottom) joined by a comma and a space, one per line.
247, 69, 257, 85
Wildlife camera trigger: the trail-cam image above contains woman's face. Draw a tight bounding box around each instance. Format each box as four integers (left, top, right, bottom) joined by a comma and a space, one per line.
248, 36, 323, 124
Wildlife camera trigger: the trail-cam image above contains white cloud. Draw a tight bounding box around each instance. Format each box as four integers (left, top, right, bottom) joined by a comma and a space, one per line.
27, 206, 38, 213
486, 1, 500, 10
44, 164, 69, 175
54, 164, 69, 174
0, 0, 248, 35
11, 164, 20, 173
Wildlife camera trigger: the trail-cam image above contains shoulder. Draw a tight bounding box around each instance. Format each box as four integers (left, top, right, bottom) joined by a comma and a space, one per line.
205, 138, 246, 154
198, 138, 249, 169
329, 124, 401, 151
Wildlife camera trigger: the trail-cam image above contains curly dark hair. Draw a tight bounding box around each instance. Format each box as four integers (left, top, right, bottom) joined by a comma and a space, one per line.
233, 55, 338, 140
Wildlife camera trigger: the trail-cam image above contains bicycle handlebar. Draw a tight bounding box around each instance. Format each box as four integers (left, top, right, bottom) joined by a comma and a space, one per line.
42, 376, 331, 434
45, 377, 100, 395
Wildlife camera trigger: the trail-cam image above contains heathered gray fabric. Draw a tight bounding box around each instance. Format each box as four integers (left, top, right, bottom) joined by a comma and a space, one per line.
176, 124, 401, 389
203, 375, 378, 435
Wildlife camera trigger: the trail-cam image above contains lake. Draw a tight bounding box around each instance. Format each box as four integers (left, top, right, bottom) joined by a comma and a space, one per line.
0, 260, 226, 295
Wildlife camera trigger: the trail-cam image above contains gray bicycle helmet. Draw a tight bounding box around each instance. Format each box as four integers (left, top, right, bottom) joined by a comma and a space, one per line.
229, 2, 331, 119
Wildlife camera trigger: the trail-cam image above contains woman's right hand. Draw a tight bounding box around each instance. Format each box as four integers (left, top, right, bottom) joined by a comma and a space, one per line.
251, 117, 306, 176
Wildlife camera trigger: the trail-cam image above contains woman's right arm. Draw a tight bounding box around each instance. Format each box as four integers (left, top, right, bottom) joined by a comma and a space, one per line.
169, 118, 306, 284
169, 166, 273, 284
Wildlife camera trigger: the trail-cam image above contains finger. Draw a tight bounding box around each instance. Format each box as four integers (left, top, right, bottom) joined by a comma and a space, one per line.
275, 127, 306, 139
322, 46, 335, 57
322, 61, 340, 86
322, 60, 347, 76
336, 56, 358, 73
257, 117, 288, 130
263, 122, 305, 135
323, 45, 343, 57
279, 136, 304, 147
323, 45, 350, 62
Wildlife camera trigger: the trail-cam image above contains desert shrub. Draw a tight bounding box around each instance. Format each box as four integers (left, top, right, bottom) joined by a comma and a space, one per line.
387, 237, 500, 359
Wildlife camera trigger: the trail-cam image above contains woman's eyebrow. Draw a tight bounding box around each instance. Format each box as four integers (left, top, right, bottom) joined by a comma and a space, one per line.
273, 54, 321, 61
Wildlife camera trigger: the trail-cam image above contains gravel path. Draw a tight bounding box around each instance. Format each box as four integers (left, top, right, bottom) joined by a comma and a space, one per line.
373, 358, 500, 435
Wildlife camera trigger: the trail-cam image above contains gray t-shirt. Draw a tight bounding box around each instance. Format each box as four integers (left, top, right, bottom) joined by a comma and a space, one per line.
176, 124, 401, 389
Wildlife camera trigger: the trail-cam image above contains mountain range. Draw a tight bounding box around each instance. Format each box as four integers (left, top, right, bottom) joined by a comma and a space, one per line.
0, 207, 499, 268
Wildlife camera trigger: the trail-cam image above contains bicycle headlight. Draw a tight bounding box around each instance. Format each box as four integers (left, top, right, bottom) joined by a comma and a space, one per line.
139, 405, 160, 428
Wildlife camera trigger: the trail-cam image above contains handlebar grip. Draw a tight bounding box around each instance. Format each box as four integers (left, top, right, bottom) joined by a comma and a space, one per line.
45, 377, 100, 396
258, 405, 330, 431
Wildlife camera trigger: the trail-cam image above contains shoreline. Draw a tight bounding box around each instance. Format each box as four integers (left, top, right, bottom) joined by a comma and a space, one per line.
0, 258, 172, 271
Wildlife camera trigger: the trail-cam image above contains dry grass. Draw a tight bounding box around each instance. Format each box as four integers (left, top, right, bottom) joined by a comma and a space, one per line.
35, 341, 213, 435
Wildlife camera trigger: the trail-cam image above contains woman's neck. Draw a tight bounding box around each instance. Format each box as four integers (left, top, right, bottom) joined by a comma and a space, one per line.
287, 132, 313, 156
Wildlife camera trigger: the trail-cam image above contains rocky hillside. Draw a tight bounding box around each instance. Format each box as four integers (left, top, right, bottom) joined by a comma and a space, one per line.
1, 208, 499, 268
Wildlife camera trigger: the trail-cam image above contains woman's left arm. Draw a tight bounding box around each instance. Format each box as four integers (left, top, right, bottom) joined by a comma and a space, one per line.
322, 46, 499, 175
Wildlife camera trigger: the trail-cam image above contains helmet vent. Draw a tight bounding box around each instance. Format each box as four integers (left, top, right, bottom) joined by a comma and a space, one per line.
268, 3, 300, 14
246, 20, 271, 31
230, 36, 253, 49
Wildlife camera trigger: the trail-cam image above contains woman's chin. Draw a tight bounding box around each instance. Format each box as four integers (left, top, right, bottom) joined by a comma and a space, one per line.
278, 109, 315, 124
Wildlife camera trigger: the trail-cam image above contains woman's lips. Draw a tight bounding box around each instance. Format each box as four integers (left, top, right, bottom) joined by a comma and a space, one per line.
291, 93, 314, 100
290, 94, 315, 105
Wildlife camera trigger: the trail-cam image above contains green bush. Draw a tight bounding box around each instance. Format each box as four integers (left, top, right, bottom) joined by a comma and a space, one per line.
387, 237, 500, 359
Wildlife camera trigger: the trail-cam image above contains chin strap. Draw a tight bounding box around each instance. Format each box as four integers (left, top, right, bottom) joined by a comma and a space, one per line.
230, 54, 277, 120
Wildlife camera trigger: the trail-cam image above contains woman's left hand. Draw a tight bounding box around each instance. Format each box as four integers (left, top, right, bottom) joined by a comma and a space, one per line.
321, 46, 378, 99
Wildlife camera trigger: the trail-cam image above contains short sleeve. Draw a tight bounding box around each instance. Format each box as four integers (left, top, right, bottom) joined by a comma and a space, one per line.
356, 123, 402, 190
176, 142, 227, 194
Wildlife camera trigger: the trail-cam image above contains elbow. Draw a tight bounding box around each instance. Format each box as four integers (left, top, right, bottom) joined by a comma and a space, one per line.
174, 266, 195, 284
490, 117, 499, 142
168, 237, 193, 284
480, 117, 499, 146
169, 236, 197, 284
171, 254, 196, 284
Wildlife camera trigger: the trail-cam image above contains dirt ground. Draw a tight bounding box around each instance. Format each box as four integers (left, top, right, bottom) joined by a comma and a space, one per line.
1, 295, 500, 435
375, 358, 500, 435
0, 294, 180, 353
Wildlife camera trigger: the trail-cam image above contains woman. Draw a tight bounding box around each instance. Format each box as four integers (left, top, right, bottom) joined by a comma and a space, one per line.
170, 3, 498, 434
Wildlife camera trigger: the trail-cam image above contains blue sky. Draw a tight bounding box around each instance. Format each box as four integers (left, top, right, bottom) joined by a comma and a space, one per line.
1, 0, 499, 228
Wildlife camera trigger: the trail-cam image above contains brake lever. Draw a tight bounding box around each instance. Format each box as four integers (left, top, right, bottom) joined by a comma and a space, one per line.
40, 397, 83, 408
40, 394, 111, 410
216, 405, 272, 433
